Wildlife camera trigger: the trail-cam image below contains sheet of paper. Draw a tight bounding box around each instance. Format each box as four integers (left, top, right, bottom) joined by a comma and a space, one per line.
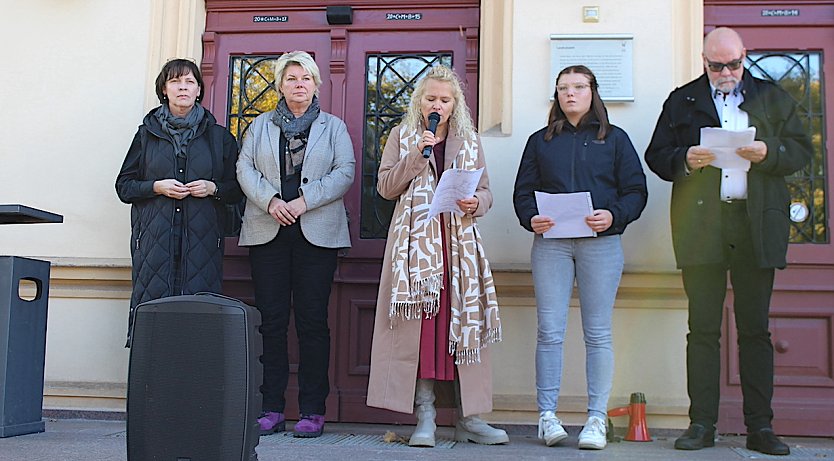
428, 168, 484, 219
699, 126, 756, 171
534, 191, 596, 239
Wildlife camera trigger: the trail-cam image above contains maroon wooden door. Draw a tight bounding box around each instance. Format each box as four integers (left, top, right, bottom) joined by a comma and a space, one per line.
202, 0, 480, 424
705, 1, 834, 436
337, 26, 477, 424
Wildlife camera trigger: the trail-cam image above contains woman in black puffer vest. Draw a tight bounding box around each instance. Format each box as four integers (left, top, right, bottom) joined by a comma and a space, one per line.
116, 58, 242, 345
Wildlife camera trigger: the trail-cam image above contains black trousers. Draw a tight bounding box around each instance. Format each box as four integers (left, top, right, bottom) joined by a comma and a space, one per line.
681, 200, 775, 432
248, 222, 338, 416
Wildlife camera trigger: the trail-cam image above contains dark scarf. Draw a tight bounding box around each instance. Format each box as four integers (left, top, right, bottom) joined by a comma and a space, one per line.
156, 103, 205, 158
271, 96, 320, 176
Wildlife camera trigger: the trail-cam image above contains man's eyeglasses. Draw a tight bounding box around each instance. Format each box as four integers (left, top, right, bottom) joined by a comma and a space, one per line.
705, 57, 744, 73
556, 83, 591, 94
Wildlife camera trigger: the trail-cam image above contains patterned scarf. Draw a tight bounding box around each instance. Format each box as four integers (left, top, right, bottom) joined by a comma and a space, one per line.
155, 103, 205, 158
388, 128, 502, 365
271, 96, 320, 176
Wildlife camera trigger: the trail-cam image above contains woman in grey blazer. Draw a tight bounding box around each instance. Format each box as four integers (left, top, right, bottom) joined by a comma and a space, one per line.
236, 51, 355, 438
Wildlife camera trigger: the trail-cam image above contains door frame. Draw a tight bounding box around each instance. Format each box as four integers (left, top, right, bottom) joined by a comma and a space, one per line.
704, 0, 834, 436
202, 0, 481, 424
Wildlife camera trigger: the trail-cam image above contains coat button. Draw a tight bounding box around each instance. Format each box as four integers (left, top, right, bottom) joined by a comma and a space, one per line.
176, 207, 181, 212
302, 178, 309, 184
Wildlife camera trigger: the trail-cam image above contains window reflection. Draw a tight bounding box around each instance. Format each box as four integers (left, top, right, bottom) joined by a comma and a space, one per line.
747, 51, 827, 243
228, 55, 282, 142
360, 54, 453, 239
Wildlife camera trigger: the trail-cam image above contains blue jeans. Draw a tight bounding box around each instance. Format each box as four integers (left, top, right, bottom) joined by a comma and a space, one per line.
532, 234, 623, 419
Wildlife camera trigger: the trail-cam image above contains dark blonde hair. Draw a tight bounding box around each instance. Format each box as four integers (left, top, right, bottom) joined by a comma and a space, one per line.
545, 65, 610, 141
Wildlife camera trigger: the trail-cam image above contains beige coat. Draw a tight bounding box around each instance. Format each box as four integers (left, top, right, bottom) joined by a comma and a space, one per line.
366, 124, 496, 417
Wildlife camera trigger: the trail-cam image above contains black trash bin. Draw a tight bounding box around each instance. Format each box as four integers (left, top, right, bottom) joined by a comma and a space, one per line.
0, 204, 61, 438
0, 256, 51, 437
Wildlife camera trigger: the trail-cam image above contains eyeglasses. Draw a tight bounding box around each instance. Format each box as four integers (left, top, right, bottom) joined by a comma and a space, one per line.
705, 57, 744, 72
556, 83, 591, 94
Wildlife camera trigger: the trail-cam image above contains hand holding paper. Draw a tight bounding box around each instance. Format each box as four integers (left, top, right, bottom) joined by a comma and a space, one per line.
428, 168, 484, 219
699, 127, 757, 171
735, 140, 769, 164
534, 191, 596, 238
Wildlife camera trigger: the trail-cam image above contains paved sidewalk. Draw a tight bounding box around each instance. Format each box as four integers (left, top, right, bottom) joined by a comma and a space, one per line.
1, 418, 833, 461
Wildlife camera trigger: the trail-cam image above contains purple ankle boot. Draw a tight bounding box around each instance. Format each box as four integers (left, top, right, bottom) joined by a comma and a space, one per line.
258, 411, 286, 436
293, 414, 325, 438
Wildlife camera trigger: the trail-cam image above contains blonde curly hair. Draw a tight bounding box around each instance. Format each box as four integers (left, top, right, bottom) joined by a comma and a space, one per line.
402, 65, 475, 139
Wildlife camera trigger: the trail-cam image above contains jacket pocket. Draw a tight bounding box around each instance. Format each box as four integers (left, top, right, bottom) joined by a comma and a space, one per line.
582, 140, 615, 170
763, 207, 790, 244
669, 118, 694, 146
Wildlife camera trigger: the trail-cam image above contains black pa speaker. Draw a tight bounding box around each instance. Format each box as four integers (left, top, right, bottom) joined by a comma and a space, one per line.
127, 293, 262, 461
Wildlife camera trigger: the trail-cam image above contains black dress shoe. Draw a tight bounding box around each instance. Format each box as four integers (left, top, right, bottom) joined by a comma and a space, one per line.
674, 423, 715, 450
747, 428, 790, 456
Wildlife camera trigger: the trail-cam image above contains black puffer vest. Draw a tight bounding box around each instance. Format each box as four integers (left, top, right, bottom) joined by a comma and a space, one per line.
119, 109, 226, 315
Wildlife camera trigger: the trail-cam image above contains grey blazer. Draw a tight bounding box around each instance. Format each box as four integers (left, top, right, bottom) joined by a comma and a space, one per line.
236, 110, 355, 248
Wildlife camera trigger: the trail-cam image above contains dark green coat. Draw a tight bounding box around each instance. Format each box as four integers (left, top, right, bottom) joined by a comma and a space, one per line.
645, 71, 812, 269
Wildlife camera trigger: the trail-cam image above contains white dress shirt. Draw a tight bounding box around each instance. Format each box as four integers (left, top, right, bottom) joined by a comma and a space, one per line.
711, 83, 749, 201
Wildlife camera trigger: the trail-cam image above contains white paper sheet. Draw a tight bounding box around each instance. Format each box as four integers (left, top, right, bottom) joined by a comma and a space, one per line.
534, 191, 596, 239
428, 168, 484, 219
699, 127, 756, 171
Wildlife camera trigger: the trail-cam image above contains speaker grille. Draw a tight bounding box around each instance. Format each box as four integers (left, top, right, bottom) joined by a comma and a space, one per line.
128, 296, 260, 461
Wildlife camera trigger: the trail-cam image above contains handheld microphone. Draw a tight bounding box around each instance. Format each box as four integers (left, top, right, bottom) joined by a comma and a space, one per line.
422, 112, 441, 158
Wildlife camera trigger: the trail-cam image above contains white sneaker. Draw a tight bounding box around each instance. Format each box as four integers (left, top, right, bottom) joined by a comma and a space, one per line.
578, 416, 607, 450
538, 411, 568, 446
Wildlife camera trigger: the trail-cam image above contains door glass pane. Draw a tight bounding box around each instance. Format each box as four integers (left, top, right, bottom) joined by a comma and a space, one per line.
360, 54, 453, 239
746, 51, 828, 243
228, 55, 282, 142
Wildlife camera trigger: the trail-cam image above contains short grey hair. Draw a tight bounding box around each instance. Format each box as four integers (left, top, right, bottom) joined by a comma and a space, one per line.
273, 51, 322, 100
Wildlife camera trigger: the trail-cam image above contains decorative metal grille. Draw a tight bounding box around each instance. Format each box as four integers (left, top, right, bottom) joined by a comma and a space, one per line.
360, 53, 453, 239
227, 55, 282, 143
746, 51, 828, 243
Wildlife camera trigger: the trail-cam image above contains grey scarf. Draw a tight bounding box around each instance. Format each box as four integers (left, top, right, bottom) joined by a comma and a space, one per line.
271, 96, 320, 176
156, 103, 205, 158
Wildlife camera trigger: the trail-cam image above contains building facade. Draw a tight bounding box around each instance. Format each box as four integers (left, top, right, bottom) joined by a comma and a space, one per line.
0, 0, 831, 435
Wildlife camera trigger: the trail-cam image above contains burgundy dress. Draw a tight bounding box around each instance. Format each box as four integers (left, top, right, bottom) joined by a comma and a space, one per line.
417, 140, 456, 381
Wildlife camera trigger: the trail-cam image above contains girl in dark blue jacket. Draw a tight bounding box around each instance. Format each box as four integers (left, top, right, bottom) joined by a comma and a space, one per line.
512, 65, 647, 450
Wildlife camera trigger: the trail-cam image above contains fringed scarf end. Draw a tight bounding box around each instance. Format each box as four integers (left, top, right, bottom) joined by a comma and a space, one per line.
389, 299, 439, 321
451, 345, 482, 366
389, 302, 422, 321
413, 274, 443, 297
483, 326, 502, 345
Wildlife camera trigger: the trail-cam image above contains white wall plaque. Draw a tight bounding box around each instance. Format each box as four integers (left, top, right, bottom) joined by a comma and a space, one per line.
550, 34, 634, 102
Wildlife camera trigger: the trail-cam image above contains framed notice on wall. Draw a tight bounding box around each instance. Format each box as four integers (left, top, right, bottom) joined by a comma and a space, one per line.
550, 34, 634, 102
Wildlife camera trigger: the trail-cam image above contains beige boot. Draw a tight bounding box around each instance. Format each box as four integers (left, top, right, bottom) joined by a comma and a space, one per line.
408, 379, 436, 447
455, 415, 509, 445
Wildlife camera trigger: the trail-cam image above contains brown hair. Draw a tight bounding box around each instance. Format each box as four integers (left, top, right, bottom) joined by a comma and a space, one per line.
154, 59, 204, 104
544, 65, 610, 141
